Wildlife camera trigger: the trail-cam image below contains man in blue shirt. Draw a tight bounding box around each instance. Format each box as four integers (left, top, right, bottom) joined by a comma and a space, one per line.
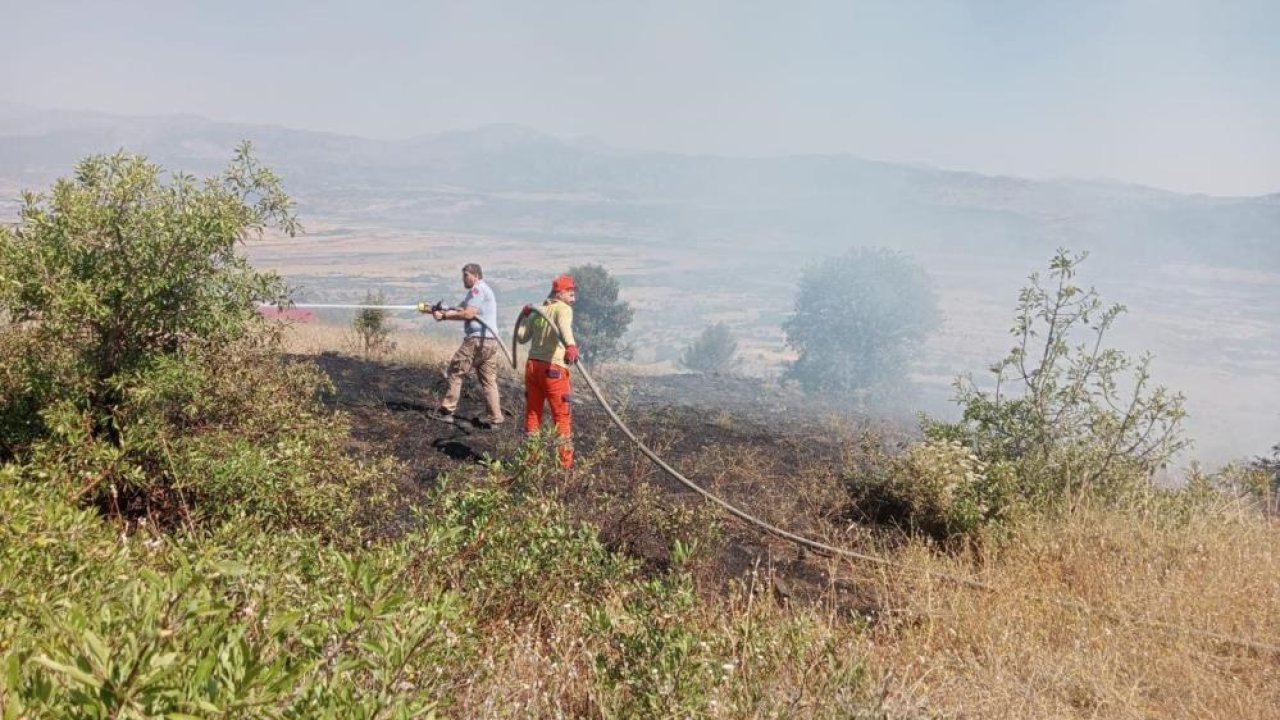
429, 263, 503, 428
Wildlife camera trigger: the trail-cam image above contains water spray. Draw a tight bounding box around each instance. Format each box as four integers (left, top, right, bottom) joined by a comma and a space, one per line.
264, 303, 424, 311
261, 301, 517, 363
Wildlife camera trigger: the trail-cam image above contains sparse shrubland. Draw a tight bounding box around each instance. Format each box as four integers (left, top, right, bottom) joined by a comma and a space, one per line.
2, 153, 1278, 718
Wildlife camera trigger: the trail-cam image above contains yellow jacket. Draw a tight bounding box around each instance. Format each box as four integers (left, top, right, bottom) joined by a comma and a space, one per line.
517, 299, 576, 367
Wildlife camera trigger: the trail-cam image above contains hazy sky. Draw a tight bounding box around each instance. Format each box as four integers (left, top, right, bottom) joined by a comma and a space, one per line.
4, 0, 1278, 195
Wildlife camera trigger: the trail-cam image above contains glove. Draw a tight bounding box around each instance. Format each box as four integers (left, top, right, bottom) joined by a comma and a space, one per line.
416, 301, 431, 314
564, 345, 579, 364
519, 304, 534, 320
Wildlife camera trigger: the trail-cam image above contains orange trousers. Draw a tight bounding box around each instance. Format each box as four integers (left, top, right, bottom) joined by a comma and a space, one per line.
524, 358, 573, 468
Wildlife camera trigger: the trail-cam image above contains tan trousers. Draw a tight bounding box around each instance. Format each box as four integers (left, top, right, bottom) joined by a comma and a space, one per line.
440, 336, 503, 423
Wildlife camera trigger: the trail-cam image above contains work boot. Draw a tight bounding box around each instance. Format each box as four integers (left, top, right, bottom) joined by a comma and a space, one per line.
426, 407, 455, 424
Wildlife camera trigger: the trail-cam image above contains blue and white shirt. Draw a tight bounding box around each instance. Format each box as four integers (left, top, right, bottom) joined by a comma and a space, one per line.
459, 279, 498, 339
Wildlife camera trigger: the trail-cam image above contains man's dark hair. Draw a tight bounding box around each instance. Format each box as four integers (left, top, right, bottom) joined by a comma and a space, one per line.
462, 263, 483, 279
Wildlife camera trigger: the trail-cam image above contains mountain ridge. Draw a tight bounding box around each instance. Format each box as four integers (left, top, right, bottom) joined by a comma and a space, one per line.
4, 101, 1267, 198
1, 102, 1276, 269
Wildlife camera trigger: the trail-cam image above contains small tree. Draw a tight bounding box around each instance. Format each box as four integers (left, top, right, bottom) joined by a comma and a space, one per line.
566, 263, 634, 363
0, 146, 387, 534
0, 143, 295, 455
937, 249, 1188, 498
352, 290, 396, 357
680, 322, 738, 374
783, 248, 939, 402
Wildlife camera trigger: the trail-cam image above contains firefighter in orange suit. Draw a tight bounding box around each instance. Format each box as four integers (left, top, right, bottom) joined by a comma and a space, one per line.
516, 274, 579, 468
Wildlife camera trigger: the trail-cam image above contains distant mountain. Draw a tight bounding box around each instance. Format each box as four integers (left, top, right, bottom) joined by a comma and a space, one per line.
1, 102, 1276, 269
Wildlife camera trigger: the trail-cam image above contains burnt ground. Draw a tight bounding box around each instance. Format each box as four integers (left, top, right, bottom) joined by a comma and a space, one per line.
310, 351, 910, 612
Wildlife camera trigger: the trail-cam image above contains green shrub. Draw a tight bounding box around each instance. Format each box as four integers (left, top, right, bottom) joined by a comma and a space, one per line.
0, 464, 647, 717
928, 249, 1188, 506
0, 147, 396, 536
847, 437, 1019, 540
0, 145, 294, 457
14, 314, 393, 537
591, 576, 721, 717
418, 473, 638, 620
1, 493, 470, 718
680, 322, 739, 374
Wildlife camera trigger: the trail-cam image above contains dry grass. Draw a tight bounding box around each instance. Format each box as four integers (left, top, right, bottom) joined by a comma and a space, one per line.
276, 318, 550, 381
856, 501, 1280, 719
423, 421, 1280, 718
539, 426, 1280, 718
277, 320, 461, 367
449, 614, 605, 719
449, 583, 876, 719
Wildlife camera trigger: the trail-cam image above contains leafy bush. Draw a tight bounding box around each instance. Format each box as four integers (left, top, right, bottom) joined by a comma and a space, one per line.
1205, 455, 1279, 515
680, 322, 739, 374
929, 249, 1188, 504
846, 437, 1019, 540
783, 247, 939, 403
418, 472, 638, 620
0, 145, 294, 456
565, 263, 634, 363
0, 476, 470, 718
0, 459, 649, 717
0, 147, 391, 535
591, 576, 720, 717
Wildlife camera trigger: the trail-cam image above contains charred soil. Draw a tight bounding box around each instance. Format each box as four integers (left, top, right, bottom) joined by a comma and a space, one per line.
311, 351, 904, 614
